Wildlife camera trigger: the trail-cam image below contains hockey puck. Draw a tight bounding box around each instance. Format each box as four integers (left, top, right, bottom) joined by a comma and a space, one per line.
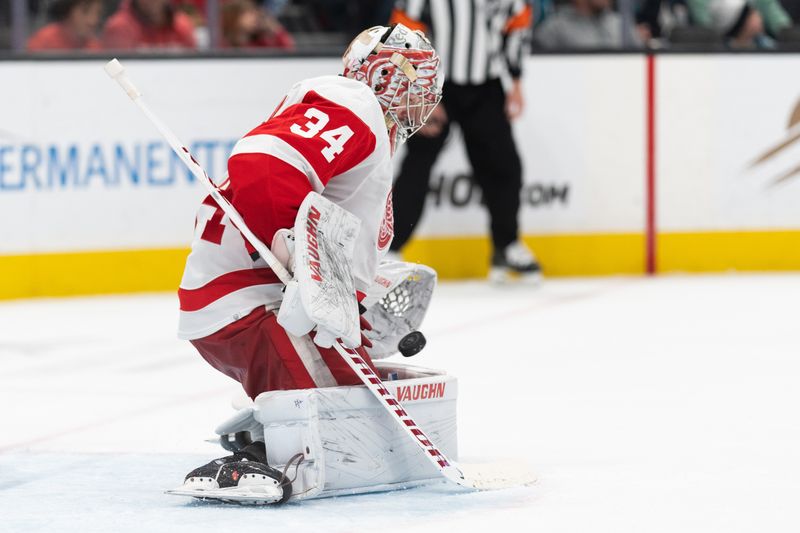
398, 331, 426, 357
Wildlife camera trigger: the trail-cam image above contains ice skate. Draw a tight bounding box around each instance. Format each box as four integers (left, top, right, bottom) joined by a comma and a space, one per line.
166, 441, 293, 505
488, 240, 542, 284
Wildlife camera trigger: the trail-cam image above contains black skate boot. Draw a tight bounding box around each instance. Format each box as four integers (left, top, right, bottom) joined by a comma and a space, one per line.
170, 441, 293, 505
489, 240, 542, 284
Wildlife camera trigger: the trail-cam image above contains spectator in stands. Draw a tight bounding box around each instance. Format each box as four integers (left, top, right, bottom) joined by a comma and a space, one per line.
292, 0, 393, 33
102, 0, 196, 50
262, 0, 290, 16
172, 0, 206, 28
358, 0, 394, 28
533, 0, 643, 48
27, 0, 103, 51
172, 0, 206, 20
708, 0, 775, 47
221, 0, 294, 48
688, 0, 791, 38
171, 0, 208, 47
635, 0, 692, 43
784, 0, 800, 24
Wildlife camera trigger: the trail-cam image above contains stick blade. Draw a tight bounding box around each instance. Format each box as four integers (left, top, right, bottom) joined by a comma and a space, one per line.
458, 460, 537, 491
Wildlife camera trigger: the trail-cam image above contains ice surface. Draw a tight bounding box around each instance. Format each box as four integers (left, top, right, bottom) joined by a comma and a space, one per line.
1, 275, 799, 532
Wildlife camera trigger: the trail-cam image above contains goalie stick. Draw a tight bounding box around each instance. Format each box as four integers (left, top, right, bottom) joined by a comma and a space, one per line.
104, 59, 533, 492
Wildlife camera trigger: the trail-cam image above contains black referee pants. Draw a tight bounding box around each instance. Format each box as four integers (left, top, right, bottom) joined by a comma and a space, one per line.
390, 79, 523, 253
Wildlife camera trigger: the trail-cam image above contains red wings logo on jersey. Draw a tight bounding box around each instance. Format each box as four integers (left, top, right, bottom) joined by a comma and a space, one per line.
378, 192, 394, 250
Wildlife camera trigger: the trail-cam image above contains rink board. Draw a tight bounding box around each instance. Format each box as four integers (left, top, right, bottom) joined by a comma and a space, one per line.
655, 55, 800, 272
2, 54, 800, 298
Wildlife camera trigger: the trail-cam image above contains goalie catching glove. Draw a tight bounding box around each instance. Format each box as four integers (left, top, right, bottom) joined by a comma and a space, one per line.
360, 259, 437, 359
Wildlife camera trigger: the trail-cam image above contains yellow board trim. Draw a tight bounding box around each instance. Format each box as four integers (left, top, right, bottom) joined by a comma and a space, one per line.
2, 230, 799, 299
0, 248, 189, 300
658, 230, 800, 272
402, 233, 646, 278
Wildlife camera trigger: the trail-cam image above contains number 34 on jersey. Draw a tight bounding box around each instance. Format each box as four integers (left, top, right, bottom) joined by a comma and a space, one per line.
290, 107, 354, 163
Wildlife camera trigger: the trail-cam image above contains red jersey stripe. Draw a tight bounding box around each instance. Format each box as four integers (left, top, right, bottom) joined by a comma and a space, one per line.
178, 268, 281, 312
226, 151, 313, 249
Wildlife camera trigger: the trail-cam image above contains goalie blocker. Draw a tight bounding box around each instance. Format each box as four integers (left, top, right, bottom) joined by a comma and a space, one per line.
277, 192, 363, 349
275, 191, 438, 361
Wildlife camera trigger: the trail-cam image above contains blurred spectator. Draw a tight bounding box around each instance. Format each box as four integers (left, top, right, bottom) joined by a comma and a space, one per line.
688, 0, 792, 37
708, 0, 775, 47
636, 0, 691, 42
785, 0, 800, 24
532, 0, 557, 27
262, 0, 290, 16
293, 0, 348, 31
26, 0, 103, 51
172, 0, 206, 25
533, 0, 643, 48
357, 0, 394, 27
172, 0, 208, 47
221, 0, 294, 48
291, 0, 393, 33
102, 0, 197, 50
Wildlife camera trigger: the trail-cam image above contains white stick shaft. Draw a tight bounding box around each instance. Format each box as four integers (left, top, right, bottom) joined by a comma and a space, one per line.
332, 343, 468, 486
103, 59, 291, 285
104, 59, 470, 489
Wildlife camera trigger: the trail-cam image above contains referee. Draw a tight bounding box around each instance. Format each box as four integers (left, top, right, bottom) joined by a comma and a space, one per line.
389, 0, 541, 282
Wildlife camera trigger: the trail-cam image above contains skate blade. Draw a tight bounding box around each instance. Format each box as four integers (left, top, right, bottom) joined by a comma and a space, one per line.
166, 485, 284, 505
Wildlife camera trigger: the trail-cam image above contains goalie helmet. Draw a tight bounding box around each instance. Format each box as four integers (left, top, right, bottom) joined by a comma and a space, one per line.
342, 24, 443, 151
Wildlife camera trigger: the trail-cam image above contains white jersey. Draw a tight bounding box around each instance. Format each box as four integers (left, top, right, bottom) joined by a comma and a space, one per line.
178, 75, 393, 340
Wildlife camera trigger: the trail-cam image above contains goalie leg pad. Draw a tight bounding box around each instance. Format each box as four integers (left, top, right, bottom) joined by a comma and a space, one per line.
190, 361, 459, 501
258, 361, 457, 499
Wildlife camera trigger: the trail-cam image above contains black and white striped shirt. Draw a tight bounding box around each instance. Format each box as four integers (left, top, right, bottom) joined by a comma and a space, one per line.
392, 0, 532, 86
